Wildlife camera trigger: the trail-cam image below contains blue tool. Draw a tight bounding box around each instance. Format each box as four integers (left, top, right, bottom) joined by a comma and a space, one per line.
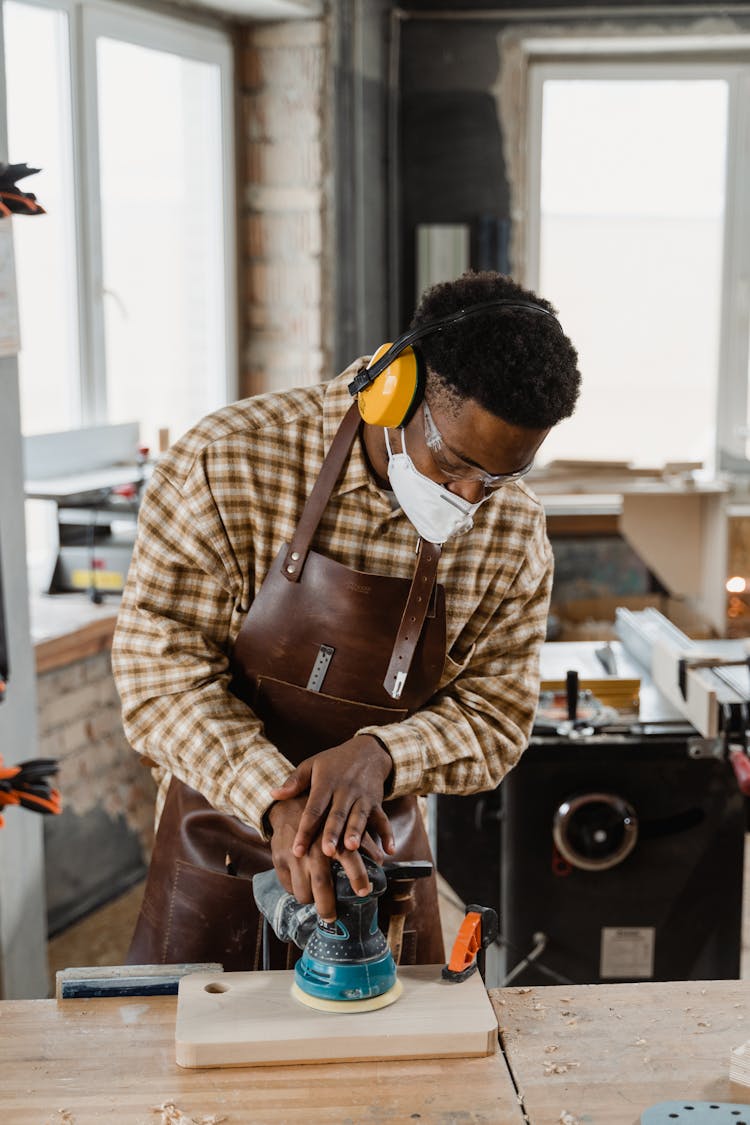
292, 855, 399, 1010
641, 1104, 750, 1124
253, 855, 404, 1013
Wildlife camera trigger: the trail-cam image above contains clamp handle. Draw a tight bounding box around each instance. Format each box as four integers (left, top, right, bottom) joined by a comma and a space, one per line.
442, 904, 498, 983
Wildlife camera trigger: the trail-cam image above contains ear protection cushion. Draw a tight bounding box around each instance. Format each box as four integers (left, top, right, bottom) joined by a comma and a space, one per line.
357, 343, 425, 428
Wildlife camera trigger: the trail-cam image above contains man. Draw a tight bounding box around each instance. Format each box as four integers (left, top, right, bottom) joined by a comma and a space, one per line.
112, 270, 580, 968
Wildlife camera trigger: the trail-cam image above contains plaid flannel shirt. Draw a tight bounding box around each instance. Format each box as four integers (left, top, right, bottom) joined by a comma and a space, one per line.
111, 362, 553, 837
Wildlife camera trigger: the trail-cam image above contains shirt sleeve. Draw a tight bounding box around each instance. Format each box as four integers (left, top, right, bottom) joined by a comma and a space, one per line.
111, 460, 293, 839
357, 508, 553, 798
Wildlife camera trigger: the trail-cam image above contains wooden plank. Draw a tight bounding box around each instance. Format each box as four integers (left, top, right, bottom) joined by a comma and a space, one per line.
493, 980, 750, 1124
651, 637, 718, 737
176, 965, 498, 1069
0, 995, 520, 1123
56, 962, 223, 999
546, 512, 620, 536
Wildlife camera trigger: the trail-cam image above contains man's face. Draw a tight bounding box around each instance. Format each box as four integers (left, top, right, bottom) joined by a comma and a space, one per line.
397, 395, 550, 505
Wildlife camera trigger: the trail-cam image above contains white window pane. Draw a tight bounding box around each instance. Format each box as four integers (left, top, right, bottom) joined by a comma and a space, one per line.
96, 38, 227, 451
538, 79, 728, 467
4, 1, 80, 434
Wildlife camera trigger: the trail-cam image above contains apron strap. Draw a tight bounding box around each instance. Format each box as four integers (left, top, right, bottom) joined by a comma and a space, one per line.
282, 401, 362, 582
383, 540, 442, 700
280, 399, 442, 701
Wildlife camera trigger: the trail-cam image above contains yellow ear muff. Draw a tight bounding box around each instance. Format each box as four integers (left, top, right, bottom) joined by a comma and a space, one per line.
357, 343, 422, 428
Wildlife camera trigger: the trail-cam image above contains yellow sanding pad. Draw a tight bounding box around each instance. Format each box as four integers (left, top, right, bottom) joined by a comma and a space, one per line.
290, 976, 404, 1014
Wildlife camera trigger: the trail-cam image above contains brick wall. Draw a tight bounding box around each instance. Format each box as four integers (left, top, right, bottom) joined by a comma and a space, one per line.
36, 651, 155, 933
239, 18, 329, 399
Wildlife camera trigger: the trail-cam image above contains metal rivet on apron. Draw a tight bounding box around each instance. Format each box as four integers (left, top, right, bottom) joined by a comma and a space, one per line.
291, 551, 300, 560
287, 565, 295, 574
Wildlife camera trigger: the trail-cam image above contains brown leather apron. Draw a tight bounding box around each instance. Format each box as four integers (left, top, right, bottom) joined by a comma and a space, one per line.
128, 403, 447, 971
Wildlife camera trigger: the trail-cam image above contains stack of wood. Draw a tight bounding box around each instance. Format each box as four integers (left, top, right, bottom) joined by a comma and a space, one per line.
730, 1038, 750, 1102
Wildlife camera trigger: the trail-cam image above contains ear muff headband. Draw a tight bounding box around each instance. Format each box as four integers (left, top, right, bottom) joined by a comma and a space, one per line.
348, 298, 563, 402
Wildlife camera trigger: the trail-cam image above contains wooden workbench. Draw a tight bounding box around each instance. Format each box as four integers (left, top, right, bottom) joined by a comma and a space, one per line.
4, 979, 750, 1123
0, 994, 519, 1123
492, 979, 750, 1124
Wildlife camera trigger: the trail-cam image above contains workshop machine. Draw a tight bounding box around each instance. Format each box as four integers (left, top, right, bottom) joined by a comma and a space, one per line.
438, 609, 750, 987
24, 422, 147, 600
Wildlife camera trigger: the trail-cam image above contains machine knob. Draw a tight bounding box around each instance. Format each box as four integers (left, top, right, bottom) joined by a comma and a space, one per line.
552, 792, 638, 872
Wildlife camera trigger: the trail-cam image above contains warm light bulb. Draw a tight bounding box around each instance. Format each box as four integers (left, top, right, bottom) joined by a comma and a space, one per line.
726, 576, 747, 594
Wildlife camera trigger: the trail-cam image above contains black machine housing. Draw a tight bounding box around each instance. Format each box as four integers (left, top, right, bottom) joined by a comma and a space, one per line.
437, 729, 745, 986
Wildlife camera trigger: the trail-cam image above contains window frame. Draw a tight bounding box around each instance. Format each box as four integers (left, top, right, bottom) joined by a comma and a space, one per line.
523, 42, 750, 468
4, 0, 238, 429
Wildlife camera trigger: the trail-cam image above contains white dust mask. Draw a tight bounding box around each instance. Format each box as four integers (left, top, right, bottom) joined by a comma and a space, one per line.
384, 427, 486, 545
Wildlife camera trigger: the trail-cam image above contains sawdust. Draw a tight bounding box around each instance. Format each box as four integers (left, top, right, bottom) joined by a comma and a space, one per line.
151, 1102, 227, 1124
635, 1038, 647, 1046
558, 1112, 580, 1125
49, 1112, 75, 1124
544, 1044, 560, 1053
516, 987, 533, 994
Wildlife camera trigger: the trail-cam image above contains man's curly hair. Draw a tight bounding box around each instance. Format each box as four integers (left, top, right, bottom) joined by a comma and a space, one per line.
412, 270, 581, 429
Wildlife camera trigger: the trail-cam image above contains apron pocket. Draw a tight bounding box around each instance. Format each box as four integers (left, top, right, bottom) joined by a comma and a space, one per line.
255, 674, 408, 763
160, 859, 263, 971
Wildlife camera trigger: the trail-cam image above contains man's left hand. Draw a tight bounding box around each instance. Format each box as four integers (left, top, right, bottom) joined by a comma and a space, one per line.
269, 735, 396, 859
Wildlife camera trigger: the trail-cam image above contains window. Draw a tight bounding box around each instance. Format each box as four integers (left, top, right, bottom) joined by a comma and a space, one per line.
525, 51, 750, 470
4, 1, 79, 433
3, 0, 237, 450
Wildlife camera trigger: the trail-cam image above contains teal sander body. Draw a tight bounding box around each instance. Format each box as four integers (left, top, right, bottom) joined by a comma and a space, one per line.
253, 854, 402, 1012
294, 858, 397, 1004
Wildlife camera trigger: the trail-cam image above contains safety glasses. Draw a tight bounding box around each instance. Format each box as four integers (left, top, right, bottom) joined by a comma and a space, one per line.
422, 400, 534, 490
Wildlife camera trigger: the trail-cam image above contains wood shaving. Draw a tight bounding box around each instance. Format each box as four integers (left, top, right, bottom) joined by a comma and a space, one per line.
532, 1001, 545, 1011
516, 987, 533, 994
151, 1103, 227, 1125
565, 1019, 578, 1026
558, 997, 573, 1003
697, 1021, 711, 1028
559, 1112, 580, 1125
635, 1038, 647, 1046
52, 1113, 75, 1124
544, 1044, 560, 1053
544, 1061, 580, 1076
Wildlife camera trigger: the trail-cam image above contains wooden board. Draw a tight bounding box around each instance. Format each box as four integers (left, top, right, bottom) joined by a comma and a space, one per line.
493, 979, 750, 1124
652, 637, 718, 736
175, 965, 498, 1069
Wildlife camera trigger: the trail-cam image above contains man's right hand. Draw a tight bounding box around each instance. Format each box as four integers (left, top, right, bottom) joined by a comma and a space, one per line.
267, 796, 385, 922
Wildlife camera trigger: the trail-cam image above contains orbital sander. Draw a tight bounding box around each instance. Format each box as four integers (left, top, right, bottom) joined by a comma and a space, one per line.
253, 854, 403, 1013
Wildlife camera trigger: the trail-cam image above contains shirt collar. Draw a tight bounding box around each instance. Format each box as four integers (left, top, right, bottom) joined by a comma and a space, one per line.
322, 363, 380, 498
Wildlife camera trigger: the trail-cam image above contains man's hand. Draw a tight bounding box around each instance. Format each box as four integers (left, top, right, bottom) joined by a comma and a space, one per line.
266, 736, 396, 919
270, 735, 395, 859
268, 796, 384, 922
